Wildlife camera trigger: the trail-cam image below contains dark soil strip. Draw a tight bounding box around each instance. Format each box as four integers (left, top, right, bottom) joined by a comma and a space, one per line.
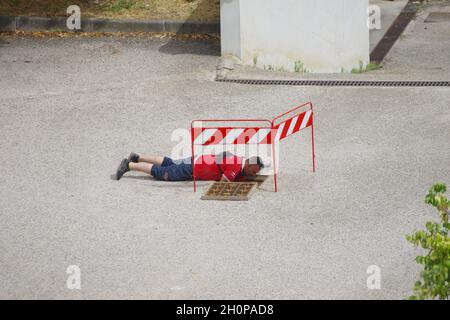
370, 0, 418, 63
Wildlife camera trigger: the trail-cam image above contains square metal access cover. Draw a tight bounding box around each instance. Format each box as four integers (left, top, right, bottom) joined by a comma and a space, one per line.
241, 175, 269, 186
201, 182, 258, 201
424, 12, 450, 23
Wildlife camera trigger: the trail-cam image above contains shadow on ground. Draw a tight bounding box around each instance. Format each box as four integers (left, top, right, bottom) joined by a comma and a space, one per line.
159, 0, 221, 56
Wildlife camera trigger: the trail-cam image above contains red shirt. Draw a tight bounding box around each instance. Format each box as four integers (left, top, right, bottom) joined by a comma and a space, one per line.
194, 154, 243, 181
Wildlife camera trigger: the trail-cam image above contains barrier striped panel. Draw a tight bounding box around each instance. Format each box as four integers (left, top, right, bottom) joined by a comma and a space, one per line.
192, 127, 273, 145
273, 109, 313, 142
192, 110, 312, 145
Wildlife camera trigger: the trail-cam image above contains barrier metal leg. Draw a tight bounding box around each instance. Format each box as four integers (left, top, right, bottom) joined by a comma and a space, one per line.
192, 162, 196, 192
191, 136, 196, 192
271, 142, 278, 192
311, 115, 316, 173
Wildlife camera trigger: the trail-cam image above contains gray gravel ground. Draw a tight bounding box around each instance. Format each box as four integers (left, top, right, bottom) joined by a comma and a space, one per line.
0, 10, 449, 299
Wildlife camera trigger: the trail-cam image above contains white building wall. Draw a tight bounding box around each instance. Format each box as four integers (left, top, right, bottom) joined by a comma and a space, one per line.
220, 0, 370, 73
220, 0, 242, 58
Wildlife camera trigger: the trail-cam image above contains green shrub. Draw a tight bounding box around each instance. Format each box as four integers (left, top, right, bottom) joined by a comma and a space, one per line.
351, 61, 381, 73
406, 183, 450, 300
111, 0, 135, 12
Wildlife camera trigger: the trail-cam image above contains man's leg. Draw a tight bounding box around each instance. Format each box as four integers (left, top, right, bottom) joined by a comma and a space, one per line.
136, 155, 165, 165
129, 162, 153, 174
128, 152, 172, 166
116, 157, 191, 181
153, 163, 192, 181
137, 163, 192, 181
116, 159, 153, 180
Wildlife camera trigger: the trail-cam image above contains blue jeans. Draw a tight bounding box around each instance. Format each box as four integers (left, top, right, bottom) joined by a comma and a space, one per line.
150, 157, 193, 181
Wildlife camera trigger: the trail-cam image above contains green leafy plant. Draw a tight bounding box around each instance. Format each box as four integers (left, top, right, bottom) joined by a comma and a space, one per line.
406, 183, 450, 300
366, 62, 381, 71
294, 60, 305, 73
253, 54, 258, 67
111, 0, 136, 12
351, 61, 381, 73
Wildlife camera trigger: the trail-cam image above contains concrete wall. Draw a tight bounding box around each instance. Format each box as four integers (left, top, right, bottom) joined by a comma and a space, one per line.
220, 0, 370, 73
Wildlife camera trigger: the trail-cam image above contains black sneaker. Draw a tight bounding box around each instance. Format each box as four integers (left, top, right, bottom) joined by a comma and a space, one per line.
116, 158, 130, 180
128, 152, 140, 163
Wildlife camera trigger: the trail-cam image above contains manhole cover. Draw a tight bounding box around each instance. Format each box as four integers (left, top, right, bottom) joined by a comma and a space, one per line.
241, 175, 269, 186
201, 182, 258, 201
425, 12, 450, 23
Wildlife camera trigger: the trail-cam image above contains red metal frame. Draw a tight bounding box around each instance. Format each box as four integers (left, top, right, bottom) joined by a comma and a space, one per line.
270, 102, 315, 191
190, 102, 315, 192
272, 102, 312, 127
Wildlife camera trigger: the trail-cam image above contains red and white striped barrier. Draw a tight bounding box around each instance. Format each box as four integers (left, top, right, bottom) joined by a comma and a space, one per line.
190, 102, 316, 192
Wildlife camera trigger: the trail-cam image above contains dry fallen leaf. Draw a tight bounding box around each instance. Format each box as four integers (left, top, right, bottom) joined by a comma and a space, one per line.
0, 30, 220, 44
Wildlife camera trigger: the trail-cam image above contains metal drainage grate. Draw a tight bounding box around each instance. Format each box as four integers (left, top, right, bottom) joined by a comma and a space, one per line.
201, 182, 258, 201
216, 78, 450, 87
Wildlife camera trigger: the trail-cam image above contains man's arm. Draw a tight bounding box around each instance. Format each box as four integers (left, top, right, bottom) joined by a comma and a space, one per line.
218, 155, 241, 182
221, 166, 240, 182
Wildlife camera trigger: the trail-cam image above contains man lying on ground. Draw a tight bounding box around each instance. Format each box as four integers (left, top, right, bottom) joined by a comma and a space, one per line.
115, 152, 264, 182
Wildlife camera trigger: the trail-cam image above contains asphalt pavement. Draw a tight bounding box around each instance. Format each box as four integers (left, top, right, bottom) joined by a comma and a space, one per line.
0, 3, 449, 299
